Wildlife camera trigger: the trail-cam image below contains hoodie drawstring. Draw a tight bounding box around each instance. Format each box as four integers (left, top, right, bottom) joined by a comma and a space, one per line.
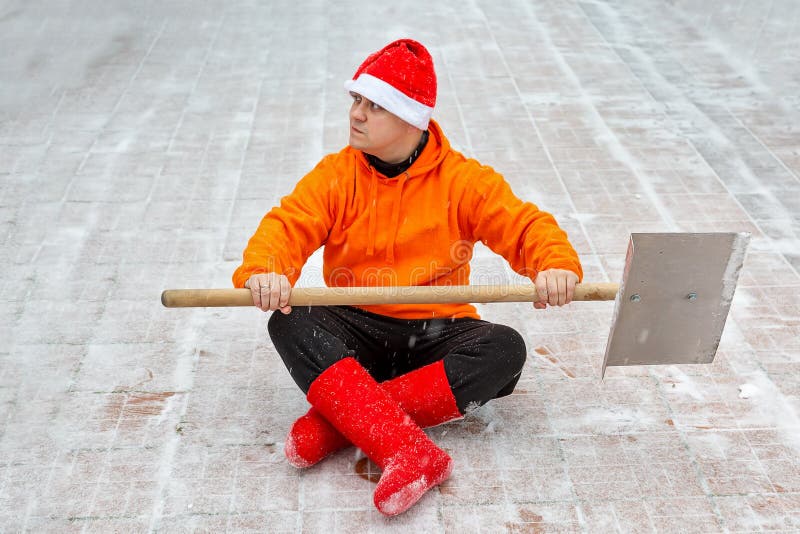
366, 168, 378, 257
365, 167, 409, 264
384, 172, 408, 264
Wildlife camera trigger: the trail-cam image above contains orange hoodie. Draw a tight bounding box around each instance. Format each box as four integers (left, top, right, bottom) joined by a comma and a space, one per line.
233, 120, 582, 319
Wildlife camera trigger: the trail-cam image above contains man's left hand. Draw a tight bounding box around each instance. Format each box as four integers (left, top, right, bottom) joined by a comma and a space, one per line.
533, 269, 579, 310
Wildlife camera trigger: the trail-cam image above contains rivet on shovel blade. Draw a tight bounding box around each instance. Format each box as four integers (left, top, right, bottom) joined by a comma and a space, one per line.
687, 292, 697, 301
630, 294, 641, 302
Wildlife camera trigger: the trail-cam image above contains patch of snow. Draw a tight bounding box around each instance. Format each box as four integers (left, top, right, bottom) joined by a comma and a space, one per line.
582, 405, 656, 433
664, 366, 707, 401
738, 383, 758, 399
737, 370, 800, 454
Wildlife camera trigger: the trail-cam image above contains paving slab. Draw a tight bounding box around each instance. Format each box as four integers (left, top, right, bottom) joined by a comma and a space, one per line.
1, 0, 799, 532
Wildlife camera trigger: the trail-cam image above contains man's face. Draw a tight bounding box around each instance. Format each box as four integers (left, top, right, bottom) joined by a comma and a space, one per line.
348, 92, 411, 162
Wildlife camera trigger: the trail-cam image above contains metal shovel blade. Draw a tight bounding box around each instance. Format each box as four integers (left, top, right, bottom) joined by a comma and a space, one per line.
602, 232, 749, 377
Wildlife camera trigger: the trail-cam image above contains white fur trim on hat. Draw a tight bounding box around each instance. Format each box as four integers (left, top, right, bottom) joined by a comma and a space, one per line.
345, 74, 433, 130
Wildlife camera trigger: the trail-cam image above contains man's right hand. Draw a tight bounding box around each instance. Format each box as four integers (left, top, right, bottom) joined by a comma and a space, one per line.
245, 273, 292, 314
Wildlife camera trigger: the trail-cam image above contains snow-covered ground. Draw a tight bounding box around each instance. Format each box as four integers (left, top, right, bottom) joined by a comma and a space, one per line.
1, 0, 799, 532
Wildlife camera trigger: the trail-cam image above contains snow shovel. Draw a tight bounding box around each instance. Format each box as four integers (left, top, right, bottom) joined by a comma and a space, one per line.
161, 232, 749, 377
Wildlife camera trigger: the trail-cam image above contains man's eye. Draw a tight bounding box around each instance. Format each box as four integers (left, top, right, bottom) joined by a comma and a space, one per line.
370, 102, 382, 111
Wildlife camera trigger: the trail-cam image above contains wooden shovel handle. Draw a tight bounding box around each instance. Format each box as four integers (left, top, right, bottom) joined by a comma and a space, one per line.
161, 283, 619, 308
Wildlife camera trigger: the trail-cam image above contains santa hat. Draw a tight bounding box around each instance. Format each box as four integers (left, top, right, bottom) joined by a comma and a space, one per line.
344, 39, 437, 130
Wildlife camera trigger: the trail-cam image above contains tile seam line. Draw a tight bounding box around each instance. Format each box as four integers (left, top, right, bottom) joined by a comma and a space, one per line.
439, 47, 474, 157
225, 333, 262, 524
471, 0, 606, 287
62, 20, 167, 204
515, 1, 680, 236
573, 0, 776, 244
28, 22, 165, 265
571, 17, 798, 508
721, 104, 800, 200
579, 0, 797, 282
649, 365, 731, 532
504, 8, 713, 528
746, 0, 776, 62
222, 46, 270, 256
543, 1, 681, 234
27, 18, 166, 534
144, 11, 229, 532
160, 8, 230, 270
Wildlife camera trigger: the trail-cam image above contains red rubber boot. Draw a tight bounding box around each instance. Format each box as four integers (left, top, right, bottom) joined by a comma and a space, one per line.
285, 359, 461, 468
306, 357, 453, 516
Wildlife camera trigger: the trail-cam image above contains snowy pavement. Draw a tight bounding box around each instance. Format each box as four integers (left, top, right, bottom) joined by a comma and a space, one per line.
2, 0, 799, 532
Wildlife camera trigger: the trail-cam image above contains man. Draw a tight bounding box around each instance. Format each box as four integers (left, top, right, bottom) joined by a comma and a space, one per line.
233, 39, 582, 516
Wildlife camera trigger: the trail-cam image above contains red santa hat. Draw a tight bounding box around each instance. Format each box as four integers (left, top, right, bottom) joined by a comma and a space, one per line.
344, 39, 437, 130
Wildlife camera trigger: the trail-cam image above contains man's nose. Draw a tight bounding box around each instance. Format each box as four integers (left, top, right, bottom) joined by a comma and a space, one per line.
351, 102, 367, 121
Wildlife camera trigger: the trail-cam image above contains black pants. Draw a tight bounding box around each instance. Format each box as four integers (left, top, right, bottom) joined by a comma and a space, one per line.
268, 305, 527, 414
